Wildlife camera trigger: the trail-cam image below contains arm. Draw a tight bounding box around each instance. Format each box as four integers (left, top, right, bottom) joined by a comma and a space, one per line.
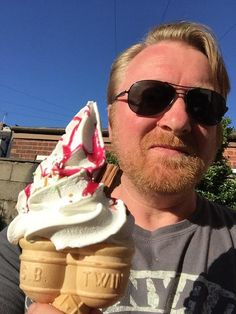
0, 227, 25, 314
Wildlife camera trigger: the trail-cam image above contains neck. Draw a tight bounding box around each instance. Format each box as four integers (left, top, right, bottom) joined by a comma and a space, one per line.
111, 174, 197, 231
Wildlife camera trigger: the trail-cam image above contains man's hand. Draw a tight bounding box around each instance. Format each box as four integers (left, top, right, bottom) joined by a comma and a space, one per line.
28, 303, 102, 314
27, 303, 64, 314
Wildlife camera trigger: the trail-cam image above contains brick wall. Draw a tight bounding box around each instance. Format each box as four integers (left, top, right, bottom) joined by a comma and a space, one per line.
224, 145, 236, 169
9, 126, 111, 161
10, 138, 58, 160
223, 133, 236, 170
9, 127, 63, 161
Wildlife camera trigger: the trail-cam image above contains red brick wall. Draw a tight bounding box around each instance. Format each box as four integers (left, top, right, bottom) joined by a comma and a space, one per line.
10, 138, 57, 160
224, 145, 236, 169
9, 130, 111, 161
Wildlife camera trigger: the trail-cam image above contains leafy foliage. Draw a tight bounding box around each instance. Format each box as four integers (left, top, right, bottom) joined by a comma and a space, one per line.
197, 118, 236, 208
106, 150, 118, 165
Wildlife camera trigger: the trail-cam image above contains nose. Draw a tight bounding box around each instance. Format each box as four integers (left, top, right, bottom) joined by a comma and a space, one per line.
157, 97, 192, 135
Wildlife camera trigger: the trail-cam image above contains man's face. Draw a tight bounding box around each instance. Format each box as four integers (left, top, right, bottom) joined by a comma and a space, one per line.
109, 41, 220, 195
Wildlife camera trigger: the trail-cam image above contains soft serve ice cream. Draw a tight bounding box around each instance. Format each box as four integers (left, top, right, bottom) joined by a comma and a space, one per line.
8, 101, 132, 250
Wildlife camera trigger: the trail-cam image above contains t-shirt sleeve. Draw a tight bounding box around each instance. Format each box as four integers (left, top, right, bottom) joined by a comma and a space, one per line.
0, 227, 25, 313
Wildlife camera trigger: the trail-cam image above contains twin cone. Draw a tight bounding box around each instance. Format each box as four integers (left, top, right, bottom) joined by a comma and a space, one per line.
19, 238, 134, 313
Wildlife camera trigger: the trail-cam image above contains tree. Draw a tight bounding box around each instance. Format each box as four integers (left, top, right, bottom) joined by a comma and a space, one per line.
196, 118, 236, 208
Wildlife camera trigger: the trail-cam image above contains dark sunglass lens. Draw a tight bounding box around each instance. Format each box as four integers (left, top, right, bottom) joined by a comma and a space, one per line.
186, 89, 227, 125
128, 81, 175, 116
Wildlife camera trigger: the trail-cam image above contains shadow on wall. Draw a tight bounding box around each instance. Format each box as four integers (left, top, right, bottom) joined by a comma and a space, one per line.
0, 218, 6, 230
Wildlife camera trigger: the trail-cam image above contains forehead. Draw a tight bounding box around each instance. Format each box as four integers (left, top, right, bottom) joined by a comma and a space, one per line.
121, 41, 212, 89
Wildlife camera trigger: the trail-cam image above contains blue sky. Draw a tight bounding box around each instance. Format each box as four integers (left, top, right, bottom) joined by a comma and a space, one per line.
0, 0, 236, 129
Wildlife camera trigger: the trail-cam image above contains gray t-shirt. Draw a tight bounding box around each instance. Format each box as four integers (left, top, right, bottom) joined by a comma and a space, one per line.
1, 195, 236, 313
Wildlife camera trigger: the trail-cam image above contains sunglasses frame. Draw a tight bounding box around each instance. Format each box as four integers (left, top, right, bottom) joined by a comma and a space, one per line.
113, 80, 228, 126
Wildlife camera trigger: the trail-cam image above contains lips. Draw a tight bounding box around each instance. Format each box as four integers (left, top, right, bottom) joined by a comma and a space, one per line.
142, 129, 198, 157
150, 144, 191, 155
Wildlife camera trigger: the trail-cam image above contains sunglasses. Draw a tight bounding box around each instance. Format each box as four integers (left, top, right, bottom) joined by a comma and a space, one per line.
113, 80, 228, 126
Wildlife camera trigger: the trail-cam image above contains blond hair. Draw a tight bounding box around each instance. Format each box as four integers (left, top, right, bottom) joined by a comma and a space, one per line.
107, 21, 230, 104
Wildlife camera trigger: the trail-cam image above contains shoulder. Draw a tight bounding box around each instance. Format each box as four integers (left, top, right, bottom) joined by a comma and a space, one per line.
197, 195, 236, 229
0, 226, 21, 262
0, 227, 25, 313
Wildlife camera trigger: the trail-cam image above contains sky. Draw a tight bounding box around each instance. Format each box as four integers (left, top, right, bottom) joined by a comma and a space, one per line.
0, 0, 236, 129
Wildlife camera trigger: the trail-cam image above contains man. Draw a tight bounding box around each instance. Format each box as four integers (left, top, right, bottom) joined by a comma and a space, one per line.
1, 21, 235, 313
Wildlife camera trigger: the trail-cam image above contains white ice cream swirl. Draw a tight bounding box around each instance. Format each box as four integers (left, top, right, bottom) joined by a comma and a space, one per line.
7, 102, 132, 250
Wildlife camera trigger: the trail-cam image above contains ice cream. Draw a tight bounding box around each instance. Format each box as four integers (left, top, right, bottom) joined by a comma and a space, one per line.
7, 101, 134, 312
7, 101, 133, 249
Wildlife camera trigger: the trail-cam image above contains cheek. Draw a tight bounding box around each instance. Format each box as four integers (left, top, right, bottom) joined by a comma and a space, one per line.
193, 125, 218, 159
113, 116, 140, 151
110, 103, 155, 146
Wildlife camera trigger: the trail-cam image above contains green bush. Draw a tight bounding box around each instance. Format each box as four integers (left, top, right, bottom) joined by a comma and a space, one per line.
106, 150, 118, 165
197, 118, 236, 208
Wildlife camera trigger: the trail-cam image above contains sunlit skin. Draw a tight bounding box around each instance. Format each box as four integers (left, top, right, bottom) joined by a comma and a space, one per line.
27, 302, 101, 314
109, 41, 219, 230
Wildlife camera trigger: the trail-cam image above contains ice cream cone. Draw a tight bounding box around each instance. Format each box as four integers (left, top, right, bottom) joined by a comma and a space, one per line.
53, 242, 134, 310
19, 238, 67, 303
53, 294, 90, 314
19, 238, 133, 312
71, 242, 134, 308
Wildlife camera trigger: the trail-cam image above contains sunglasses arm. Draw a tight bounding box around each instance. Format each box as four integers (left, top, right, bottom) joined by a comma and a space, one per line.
112, 90, 128, 103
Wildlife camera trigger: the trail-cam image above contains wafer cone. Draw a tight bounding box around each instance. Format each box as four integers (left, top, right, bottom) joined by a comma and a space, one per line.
19, 238, 67, 303
64, 243, 134, 308
19, 238, 134, 313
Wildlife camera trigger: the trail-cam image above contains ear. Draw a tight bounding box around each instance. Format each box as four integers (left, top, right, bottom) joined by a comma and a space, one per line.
107, 105, 113, 142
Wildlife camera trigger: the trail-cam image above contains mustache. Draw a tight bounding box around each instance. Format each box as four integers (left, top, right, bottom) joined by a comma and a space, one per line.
141, 131, 198, 156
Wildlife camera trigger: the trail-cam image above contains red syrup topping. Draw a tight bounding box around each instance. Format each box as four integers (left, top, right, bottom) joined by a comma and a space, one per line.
82, 181, 99, 196
56, 166, 82, 177
60, 116, 82, 172
23, 184, 32, 212
24, 105, 106, 210
83, 125, 105, 173
24, 184, 31, 199
55, 121, 105, 177
38, 106, 105, 179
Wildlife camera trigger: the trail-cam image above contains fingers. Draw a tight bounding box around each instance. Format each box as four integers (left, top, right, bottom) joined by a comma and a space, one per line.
27, 303, 103, 314
27, 303, 64, 314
